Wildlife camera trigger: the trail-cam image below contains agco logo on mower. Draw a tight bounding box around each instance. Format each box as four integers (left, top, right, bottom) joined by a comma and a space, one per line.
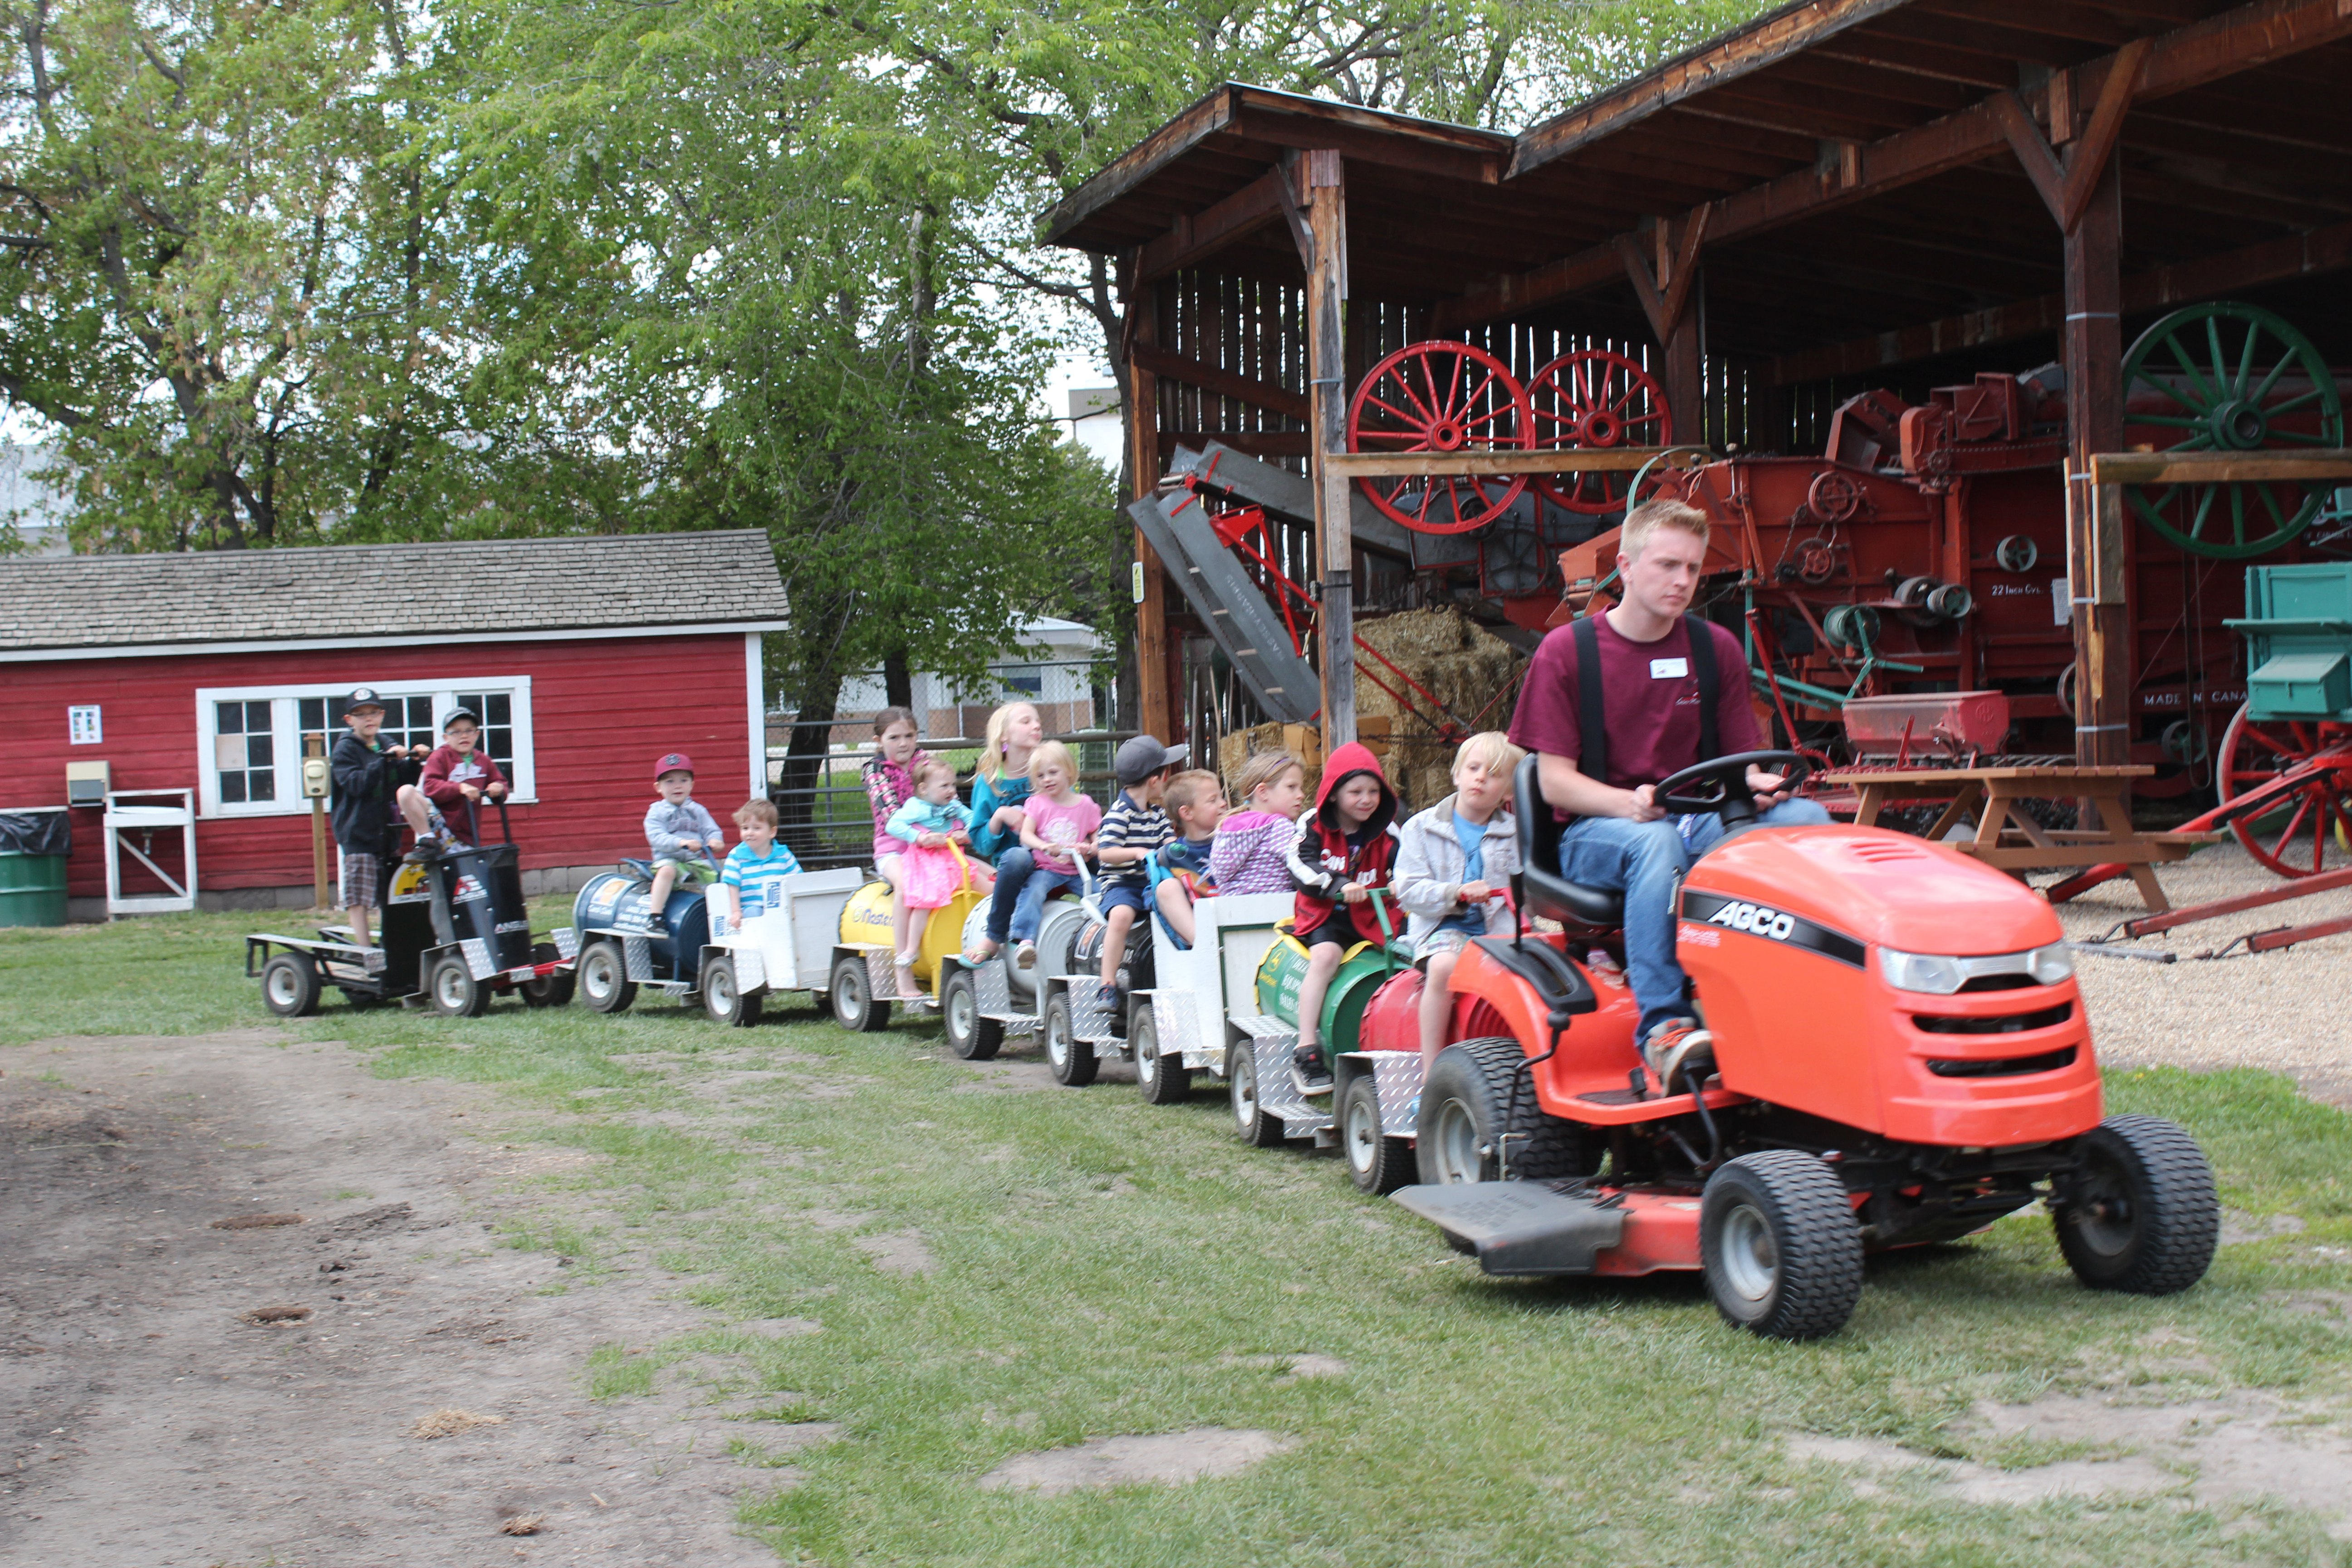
1706, 900, 1797, 942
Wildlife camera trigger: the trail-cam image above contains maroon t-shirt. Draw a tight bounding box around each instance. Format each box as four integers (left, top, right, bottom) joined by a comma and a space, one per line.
1508, 614, 1758, 790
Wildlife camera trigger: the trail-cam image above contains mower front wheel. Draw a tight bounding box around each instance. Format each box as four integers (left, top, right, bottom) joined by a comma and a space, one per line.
429, 954, 491, 1019
519, 942, 574, 1008
2053, 1115, 2220, 1296
1415, 1036, 1591, 1185
579, 940, 637, 1014
941, 968, 1003, 1060
260, 953, 322, 1018
1341, 1073, 1414, 1195
1133, 1002, 1190, 1106
1229, 1041, 1286, 1147
1700, 1151, 1863, 1341
1043, 995, 1098, 1087
702, 956, 763, 1029
830, 953, 890, 1033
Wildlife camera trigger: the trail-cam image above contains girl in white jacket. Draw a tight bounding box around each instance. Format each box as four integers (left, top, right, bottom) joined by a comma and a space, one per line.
1392, 733, 1525, 1069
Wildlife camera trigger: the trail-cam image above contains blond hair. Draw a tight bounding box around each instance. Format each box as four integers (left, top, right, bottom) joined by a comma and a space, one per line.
1452, 731, 1525, 784
1229, 749, 1304, 805
1163, 769, 1223, 824
734, 797, 780, 829
1620, 498, 1709, 563
978, 701, 1039, 784
912, 757, 957, 789
1027, 739, 1077, 791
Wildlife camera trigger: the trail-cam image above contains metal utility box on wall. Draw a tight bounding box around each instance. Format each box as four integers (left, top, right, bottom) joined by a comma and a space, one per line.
2229, 564, 2352, 722
66, 760, 109, 808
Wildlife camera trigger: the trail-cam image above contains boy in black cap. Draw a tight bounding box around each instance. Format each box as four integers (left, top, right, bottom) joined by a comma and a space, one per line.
1092, 735, 1187, 1012
328, 688, 427, 947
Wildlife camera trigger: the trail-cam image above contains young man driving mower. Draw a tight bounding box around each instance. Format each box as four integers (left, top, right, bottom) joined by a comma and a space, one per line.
1508, 498, 1829, 1095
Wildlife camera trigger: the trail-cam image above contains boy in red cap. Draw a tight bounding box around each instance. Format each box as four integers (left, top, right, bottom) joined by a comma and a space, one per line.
1280, 741, 1401, 1095
644, 753, 726, 931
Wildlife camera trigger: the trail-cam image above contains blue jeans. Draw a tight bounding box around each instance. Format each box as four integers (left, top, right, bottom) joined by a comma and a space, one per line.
1559, 799, 1832, 1039
984, 848, 1036, 944
1011, 867, 1083, 942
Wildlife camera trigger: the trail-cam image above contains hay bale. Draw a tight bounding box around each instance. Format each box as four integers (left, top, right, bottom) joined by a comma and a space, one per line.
1352, 609, 1527, 812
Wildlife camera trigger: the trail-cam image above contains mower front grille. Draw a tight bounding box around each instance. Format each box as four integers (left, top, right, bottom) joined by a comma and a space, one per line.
1913, 1001, 2072, 1036
1955, 971, 2040, 993
1925, 1045, 2078, 1078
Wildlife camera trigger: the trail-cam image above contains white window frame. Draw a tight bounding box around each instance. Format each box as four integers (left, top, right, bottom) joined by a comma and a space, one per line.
192, 677, 537, 820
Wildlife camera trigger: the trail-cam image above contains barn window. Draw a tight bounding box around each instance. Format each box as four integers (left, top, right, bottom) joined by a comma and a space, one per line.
196, 679, 537, 818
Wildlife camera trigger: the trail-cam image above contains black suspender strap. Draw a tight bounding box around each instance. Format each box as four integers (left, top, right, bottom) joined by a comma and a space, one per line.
1572, 613, 1608, 787
1683, 612, 1720, 763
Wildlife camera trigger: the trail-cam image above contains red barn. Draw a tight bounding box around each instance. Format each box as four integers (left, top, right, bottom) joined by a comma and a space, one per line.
0, 532, 788, 919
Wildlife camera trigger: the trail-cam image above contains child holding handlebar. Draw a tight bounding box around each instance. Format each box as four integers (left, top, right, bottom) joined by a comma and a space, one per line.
1282, 743, 1401, 1097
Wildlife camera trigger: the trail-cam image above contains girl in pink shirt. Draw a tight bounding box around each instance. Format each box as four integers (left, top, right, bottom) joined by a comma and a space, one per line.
1009, 740, 1100, 962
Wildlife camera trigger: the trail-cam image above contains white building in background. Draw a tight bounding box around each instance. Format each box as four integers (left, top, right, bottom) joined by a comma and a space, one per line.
773, 616, 1108, 759
0, 444, 72, 555
1064, 386, 1123, 473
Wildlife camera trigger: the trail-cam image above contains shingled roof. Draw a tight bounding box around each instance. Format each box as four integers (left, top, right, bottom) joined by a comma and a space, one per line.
0, 530, 792, 655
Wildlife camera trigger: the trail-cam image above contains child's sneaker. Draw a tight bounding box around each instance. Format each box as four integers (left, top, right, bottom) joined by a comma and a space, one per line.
402, 832, 449, 863
1014, 941, 1037, 970
1290, 1046, 1334, 1097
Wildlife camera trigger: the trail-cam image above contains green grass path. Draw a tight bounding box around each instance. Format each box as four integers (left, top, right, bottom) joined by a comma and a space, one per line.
5, 907, 2350, 1566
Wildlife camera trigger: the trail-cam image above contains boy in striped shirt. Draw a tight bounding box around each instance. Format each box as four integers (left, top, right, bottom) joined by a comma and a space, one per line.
1093, 735, 1187, 1014
714, 798, 803, 936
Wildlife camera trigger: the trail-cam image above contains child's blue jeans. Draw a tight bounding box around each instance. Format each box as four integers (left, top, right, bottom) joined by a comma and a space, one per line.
1011, 867, 1083, 942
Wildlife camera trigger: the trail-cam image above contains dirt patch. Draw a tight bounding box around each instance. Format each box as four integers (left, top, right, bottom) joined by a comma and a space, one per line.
977, 1428, 1296, 1495
1786, 1433, 2176, 1505
2218, 1209, 2307, 1245
239, 1304, 314, 1327
0, 1033, 786, 1566
211, 1211, 305, 1230
1221, 1352, 1348, 1380
854, 1230, 937, 1277
413, 1407, 508, 1440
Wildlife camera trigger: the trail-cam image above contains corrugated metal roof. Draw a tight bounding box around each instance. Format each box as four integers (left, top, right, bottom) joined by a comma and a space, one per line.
0, 530, 791, 652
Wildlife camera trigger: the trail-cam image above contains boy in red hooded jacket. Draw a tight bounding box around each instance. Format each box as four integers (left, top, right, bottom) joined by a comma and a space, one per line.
1280, 741, 1401, 1096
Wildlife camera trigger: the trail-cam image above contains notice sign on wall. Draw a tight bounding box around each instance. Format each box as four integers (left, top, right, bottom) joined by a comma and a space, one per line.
69, 705, 101, 744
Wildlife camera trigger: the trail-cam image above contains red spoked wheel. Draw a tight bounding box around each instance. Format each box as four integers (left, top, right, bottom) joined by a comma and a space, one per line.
1347, 341, 1532, 535
1525, 350, 1671, 515
2215, 701, 2352, 877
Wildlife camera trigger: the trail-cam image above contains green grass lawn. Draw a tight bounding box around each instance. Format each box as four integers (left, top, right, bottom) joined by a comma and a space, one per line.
5, 906, 2350, 1566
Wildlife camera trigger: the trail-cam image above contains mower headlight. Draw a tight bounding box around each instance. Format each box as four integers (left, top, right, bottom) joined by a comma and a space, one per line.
2026, 941, 2074, 984
1879, 948, 1966, 995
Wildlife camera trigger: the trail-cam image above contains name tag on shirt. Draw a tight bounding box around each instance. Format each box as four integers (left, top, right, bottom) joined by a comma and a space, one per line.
1650, 657, 1690, 679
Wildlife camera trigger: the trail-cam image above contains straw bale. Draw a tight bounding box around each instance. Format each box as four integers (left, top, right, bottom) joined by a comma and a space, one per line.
1352, 609, 1527, 812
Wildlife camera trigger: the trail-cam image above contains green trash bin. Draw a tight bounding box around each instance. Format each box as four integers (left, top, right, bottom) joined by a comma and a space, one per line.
0, 808, 72, 926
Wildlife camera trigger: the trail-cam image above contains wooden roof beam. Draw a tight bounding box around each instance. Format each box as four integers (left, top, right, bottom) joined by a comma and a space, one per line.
1134, 167, 1292, 284
1433, 0, 2352, 335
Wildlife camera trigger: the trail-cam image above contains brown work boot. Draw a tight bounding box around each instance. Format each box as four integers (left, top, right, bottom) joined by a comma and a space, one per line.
1642, 1019, 1716, 1097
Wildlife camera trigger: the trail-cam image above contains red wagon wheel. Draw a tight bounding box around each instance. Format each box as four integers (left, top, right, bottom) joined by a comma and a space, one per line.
1346, 341, 1532, 535
1525, 350, 1672, 515
2215, 701, 2352, 877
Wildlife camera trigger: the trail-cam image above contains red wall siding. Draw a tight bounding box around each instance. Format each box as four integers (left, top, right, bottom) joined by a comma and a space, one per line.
0, 635, 755, 897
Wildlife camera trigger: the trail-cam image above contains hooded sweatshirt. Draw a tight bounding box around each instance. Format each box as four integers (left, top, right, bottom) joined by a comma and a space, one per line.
1283, 742, 1402, 944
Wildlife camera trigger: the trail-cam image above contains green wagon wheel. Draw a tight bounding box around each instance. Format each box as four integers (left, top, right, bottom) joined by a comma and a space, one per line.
2122, 301, 2344, 559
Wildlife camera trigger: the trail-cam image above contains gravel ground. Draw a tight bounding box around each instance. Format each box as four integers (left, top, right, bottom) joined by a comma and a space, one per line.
2043, 841, 2352, 1107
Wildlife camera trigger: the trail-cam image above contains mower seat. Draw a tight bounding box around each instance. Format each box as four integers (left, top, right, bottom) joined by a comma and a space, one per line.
1511, 755, 1625, 932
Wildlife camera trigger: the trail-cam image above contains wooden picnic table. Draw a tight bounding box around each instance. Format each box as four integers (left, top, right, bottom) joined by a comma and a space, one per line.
1821, 764, 2223, 912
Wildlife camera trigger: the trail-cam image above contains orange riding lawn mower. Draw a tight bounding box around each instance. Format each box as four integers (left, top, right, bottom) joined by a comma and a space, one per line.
1386, 754, 2220, 1339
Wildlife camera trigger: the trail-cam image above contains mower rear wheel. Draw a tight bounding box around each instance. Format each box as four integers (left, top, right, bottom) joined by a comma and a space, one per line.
260, 953, 322, 1018
2053, 1115, 2220, 1296
1229, 1041, 1285, 1146
1700, 1151, 1864, 1340
1341, 1073, 1414, 1195
941, 968, 1003, 1060
1414, 1036, 1592, 1186
579, 940, 637, 1014
519, 941, 574, 1008
1043, 994, 1098, 1087
830, 952, 890, 1032
702, 956, 763, 1028
1133, 1002, 1190, 1105
429, 954, 491, 1019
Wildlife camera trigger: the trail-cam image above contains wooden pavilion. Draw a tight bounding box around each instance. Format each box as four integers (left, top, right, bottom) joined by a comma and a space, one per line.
1040, 0, 2352, 760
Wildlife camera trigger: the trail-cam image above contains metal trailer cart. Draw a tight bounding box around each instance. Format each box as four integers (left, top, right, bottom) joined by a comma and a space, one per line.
696, 866, 869, 1025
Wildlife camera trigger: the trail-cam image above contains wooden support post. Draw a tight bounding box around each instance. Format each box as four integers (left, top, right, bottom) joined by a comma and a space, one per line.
1126, 281, 1173, 742
2063, 147, 2130, 769
1615, 211, 1708, 442
1302, 149, 1354, 747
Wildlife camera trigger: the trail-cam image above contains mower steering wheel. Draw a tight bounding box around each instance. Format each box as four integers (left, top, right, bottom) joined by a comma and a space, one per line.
1651, 750, 1813, 828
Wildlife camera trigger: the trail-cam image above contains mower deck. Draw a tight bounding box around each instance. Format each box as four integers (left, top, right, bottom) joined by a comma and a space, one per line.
1391, 1181, 1707, 1277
